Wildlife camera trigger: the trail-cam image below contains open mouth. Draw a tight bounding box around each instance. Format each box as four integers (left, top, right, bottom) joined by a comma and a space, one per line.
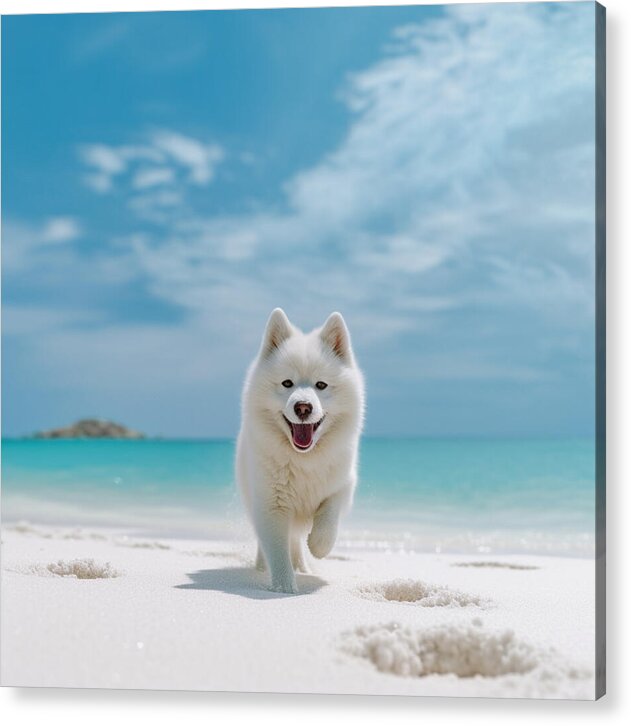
283, 415, 325, 450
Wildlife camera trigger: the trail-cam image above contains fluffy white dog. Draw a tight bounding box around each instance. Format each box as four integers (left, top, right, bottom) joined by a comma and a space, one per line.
236, 308, 364, 593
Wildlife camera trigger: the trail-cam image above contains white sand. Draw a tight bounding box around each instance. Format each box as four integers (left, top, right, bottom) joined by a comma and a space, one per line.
0, 522, 596, 699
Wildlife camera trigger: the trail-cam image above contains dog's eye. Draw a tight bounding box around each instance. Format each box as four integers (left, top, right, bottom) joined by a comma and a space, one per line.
315, 381, 328, 390
281, 379, 294, 388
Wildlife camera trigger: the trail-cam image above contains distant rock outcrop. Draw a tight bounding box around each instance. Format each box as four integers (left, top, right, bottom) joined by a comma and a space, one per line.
34, 419, 145, 439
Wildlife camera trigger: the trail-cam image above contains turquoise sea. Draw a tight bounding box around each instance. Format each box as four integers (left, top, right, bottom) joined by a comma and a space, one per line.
0, 438, 595, 556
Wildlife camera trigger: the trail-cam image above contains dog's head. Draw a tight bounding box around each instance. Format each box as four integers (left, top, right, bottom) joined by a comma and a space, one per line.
248, 308, 364, 454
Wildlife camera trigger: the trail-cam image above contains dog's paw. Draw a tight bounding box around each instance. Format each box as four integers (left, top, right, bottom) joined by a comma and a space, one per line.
255, 549, 267, 572
269, 577, 298, 595
308, 525, 337, 559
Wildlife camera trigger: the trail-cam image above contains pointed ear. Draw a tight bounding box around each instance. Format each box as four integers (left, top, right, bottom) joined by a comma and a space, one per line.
320, 312, 353, 363
261, 308, 293, 357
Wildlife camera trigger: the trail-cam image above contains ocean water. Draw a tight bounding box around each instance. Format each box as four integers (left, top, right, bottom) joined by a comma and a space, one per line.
0, 438, 595, 557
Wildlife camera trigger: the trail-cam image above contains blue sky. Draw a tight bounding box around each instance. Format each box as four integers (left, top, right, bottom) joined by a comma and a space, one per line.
2, 2, 597, 438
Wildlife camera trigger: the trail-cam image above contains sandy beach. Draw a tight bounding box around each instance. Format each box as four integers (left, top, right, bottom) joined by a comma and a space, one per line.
0, 522, 596, 699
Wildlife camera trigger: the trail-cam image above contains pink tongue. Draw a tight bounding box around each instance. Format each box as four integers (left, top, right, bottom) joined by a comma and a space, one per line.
292, 423, 314, 448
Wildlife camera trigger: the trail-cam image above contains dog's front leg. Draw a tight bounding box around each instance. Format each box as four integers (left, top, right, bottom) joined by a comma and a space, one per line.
254, 507, 297, 594
308, 489, 349, 559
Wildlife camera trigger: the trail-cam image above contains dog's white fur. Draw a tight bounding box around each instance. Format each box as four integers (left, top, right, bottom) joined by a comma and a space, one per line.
236, 309, 364, 593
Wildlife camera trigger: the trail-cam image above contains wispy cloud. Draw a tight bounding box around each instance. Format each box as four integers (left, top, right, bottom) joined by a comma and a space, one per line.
132, 167, 175, 190
79, 130, 224, 201
2, 216, 136, 314
71, 20, 130, 61
111, 2, 595, 348
69, 18, 208, 72
3, 216, 81, 273
149, 130, 224, 186
40, 217, 82, 244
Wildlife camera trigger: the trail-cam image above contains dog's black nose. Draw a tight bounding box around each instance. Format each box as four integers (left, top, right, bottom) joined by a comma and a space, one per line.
294, 401, 313, 420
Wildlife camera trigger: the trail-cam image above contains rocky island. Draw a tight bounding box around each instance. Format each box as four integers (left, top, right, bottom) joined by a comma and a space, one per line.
33, 419, 145, 439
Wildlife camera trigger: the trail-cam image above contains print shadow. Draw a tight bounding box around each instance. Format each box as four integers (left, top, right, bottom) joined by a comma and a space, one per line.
175, 566, 327, 600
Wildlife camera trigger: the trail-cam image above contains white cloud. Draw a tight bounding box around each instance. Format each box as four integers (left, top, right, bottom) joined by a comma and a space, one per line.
79, 130, 224, 203
132, 167, 175, 190
84, 173, 113, 193
41, 217, 81, 244
2, 217, 81, 272
80, 143, 127, 175
151, 130, 224, 185
2, 216, 136, 287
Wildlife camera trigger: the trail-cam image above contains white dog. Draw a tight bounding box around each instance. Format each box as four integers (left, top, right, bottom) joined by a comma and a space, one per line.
236, 308, 364, 593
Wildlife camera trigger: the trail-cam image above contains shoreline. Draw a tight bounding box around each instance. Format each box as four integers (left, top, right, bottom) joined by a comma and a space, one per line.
0, 514, 595, 559
1, 521, 596, 698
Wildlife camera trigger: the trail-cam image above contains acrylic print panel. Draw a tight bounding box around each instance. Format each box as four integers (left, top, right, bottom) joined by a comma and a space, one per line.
1, 1, 605, 699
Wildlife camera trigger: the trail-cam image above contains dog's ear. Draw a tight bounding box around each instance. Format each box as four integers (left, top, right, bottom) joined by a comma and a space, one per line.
261, 308, 293, 356
320, 312, 353, 363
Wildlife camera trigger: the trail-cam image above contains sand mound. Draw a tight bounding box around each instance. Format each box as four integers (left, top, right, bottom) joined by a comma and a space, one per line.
37, 559, 120, 579
343, 621, 540, 678
327, 554, 354, 561
183, 549, 249, 563
7, 522, 107, 541
452, 561, 539, 571
357, 579, 488, 607
115, 539, 171, 550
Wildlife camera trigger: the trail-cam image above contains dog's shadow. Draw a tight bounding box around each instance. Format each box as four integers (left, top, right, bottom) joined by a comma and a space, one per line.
175, 566, 327, 600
